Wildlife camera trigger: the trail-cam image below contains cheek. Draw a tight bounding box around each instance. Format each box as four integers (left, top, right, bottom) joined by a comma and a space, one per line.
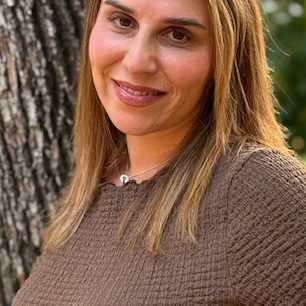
88, 26, 121, 68
162, 48, 212, 92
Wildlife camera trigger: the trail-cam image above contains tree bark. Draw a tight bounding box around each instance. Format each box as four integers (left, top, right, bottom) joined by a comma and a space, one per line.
0, 0, 86, 304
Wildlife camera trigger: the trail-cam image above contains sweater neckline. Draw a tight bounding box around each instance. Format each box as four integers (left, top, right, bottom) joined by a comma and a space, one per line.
99, 165, 168, 190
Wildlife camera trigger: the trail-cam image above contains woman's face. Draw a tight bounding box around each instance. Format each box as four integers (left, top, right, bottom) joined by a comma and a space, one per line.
89, 0, 212, 137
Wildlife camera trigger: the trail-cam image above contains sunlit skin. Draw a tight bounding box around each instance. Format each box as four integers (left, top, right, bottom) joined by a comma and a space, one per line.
89, 0, 213, 183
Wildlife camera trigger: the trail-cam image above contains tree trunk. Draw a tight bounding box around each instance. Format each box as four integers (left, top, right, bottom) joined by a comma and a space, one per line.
0, 0, 86, 304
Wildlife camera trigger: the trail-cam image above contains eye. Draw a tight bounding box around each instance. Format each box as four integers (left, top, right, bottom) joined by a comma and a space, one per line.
108, 12, 135, 29
165, 28, 191, 43
172, 30, 187, 41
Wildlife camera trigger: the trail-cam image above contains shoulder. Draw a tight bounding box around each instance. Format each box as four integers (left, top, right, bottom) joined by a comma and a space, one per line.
224, 146, 305, 304
227, 146, 306, 209
213, 143, 305, 206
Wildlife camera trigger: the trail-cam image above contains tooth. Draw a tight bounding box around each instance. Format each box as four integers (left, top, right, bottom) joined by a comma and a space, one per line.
121, 84, 160, 96
127, 88, 133, 94
138, 91, 149, 96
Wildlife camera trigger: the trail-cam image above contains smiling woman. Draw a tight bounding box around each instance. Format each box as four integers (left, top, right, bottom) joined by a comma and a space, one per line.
12, 0, 305, 305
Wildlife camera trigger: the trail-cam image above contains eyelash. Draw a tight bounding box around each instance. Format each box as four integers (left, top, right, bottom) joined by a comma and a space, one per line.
108, 12, 135, 29
107, 12, 192, 43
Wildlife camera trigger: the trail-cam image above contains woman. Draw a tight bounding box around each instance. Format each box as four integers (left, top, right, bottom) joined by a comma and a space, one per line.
13, 0, 305, 305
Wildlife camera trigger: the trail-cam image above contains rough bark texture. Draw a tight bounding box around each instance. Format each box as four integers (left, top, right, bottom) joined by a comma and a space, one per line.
0, 0, 86, 304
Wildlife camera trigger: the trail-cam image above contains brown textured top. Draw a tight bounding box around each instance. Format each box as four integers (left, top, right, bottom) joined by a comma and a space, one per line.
13, 147, 306, 305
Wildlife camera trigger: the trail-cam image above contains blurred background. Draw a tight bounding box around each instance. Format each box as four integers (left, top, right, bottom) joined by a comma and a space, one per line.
262, 0, 306, 158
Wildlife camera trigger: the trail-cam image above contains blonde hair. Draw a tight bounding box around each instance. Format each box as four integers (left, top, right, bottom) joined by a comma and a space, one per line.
42, 0, 291, 255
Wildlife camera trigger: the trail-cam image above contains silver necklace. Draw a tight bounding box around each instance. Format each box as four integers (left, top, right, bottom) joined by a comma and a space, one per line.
119, 160, 169, 185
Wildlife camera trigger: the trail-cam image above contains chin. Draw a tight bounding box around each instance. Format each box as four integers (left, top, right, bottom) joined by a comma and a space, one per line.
109, 118, 155, 136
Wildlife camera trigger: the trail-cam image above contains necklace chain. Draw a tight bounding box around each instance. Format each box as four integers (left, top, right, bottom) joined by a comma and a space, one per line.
119, 159, 170, 185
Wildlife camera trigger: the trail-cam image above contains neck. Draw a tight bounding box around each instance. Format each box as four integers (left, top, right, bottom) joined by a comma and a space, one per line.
125, 127, 189, 180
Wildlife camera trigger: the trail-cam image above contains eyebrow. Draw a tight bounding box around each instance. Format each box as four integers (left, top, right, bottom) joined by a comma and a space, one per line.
104, 0, 134, 14
103, 0, 207, 30
162, 18, 206, 30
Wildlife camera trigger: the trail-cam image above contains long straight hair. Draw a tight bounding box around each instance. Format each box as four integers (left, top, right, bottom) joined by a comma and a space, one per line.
42, 0, 292, 255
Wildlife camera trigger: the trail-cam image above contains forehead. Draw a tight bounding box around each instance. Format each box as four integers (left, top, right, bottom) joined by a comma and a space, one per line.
100, 0, 209, 21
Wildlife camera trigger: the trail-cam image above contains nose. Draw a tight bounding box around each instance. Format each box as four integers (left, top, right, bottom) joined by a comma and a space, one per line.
122, 32, 158, 75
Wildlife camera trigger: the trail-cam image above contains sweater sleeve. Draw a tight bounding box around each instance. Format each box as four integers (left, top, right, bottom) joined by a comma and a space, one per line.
226, 149, 305, 306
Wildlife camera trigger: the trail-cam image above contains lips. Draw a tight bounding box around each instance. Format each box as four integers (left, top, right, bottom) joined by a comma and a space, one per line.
112, 79, 167, 107
113, 80, 166, 97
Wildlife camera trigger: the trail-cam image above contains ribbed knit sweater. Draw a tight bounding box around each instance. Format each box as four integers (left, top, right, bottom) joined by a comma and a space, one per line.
13, 147, 306, 305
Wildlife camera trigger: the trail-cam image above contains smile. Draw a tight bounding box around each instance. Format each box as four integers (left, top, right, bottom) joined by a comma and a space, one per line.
112, 79, 166, 107
113, 80, 166, 97
120, 85, 160, 97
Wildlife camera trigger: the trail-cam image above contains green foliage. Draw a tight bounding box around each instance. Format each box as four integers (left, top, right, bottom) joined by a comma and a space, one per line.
262, 0, 306, 155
